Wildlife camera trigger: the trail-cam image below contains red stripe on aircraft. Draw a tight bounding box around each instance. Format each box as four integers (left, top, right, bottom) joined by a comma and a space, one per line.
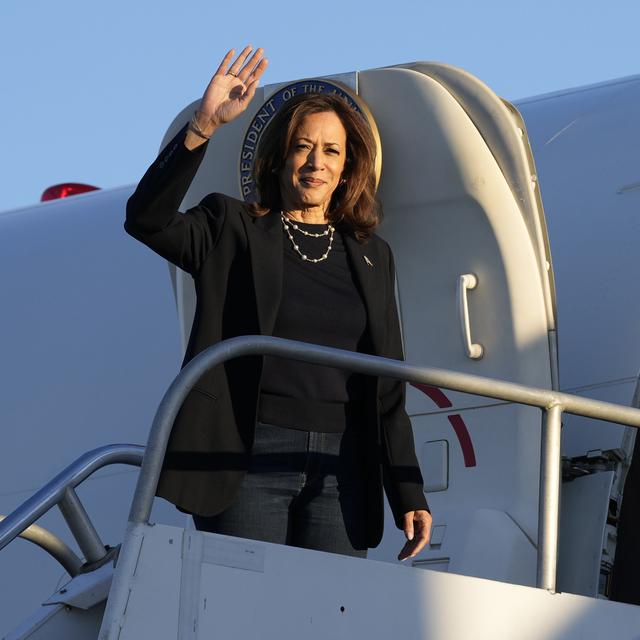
410, 383, 453, 408
411, 383, 477, 468
447, 414, 477, 468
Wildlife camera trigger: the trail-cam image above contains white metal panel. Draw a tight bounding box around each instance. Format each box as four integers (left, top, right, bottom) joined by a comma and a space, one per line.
518, 77, 640, 396
520, 81, 640, 507
357, 67, 553, 408
4, 603, 105, 640
117, 527, 182, 640
0, 189, 185, 636
103, 524, 640, 640
392, 61, 557, 334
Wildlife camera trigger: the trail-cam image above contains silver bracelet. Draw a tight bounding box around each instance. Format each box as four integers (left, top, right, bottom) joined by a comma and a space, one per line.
188, 112, 212, 140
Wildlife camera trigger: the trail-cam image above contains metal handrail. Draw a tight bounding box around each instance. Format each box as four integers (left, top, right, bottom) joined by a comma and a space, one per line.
0, 516, 82, 577
120, 336, 640, 593
0, 444, 145, 568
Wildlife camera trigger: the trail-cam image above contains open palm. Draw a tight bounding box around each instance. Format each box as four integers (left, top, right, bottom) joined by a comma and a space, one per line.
200, 46, 268, 127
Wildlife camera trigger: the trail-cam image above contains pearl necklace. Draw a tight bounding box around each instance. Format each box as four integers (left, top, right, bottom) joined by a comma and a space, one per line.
281, 213, 335, 263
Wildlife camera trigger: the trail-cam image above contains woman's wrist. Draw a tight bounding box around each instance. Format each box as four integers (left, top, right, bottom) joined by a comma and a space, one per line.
184, 110, 219, 150
191, 110, 219, 137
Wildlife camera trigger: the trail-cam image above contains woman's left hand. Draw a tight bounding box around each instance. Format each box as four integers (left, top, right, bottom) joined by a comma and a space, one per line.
398, 510, 432, 561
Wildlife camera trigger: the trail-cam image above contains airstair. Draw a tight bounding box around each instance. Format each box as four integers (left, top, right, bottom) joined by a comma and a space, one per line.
3, 337, 640, 639
0, 445, 141, 639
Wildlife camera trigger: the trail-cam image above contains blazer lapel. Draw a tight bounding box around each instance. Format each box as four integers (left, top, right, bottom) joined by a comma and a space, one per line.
343, 233, 386, 356
246, 209, 283, 336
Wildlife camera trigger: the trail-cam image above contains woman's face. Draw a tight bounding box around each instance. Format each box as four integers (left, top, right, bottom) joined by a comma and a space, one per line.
279, 110, 347, 215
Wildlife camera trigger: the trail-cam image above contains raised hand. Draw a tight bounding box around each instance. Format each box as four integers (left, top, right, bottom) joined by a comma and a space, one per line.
199, 46, 268, 128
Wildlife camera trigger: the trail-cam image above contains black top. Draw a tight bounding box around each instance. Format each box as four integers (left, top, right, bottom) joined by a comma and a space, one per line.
258, 218, 367, 432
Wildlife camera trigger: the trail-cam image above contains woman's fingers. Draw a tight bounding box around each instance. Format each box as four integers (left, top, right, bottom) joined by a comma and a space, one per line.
201, 47, 267, 124
227, 45, 254, 77
404, 513, 415, 541
248, 56, 269, 84
214, 49, 236, 77
237, 47, 265, 82
241, 78, 260, 104
212, 46, 267, 88
397, 510, 432, 561
241, 59, 268, 103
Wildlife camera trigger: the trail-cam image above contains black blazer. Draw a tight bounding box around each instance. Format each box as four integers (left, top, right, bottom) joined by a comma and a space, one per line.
125, 126, 428, 547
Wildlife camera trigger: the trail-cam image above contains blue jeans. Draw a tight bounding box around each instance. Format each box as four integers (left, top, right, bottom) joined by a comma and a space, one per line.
193, 422, 368, 558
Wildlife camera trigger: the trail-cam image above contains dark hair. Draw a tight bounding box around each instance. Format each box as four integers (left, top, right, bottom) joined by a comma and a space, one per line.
250, 92, 380, 242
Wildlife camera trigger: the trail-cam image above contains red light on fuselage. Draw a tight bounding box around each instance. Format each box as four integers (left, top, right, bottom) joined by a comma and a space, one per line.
41, 183, 100, 201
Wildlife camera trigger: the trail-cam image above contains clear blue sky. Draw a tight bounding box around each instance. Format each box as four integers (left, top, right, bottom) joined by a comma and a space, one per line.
2, 0, 637, 212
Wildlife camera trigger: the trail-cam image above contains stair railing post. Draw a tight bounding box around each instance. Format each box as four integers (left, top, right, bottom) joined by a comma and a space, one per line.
537, 403, 563, 591
59, 486, 107, 564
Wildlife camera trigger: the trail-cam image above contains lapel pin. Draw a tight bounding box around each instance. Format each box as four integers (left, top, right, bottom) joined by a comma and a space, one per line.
364, 256, 374, 267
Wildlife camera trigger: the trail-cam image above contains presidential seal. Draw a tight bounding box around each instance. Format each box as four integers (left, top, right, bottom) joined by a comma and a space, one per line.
239, 79, 381, 203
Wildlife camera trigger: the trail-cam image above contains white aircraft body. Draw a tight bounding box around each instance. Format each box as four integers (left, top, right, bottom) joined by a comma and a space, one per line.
0, 63, 639, 638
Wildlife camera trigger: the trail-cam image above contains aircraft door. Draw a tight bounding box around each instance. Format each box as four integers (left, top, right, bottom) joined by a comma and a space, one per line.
358, 65, 557, 586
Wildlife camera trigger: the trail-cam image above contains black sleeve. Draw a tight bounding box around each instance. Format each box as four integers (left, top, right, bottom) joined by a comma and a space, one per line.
379, 245, 430, 528
124, 125, 226, 274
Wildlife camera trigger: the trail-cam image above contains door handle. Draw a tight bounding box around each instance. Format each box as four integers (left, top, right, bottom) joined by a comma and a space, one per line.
457, 274, 483, 360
